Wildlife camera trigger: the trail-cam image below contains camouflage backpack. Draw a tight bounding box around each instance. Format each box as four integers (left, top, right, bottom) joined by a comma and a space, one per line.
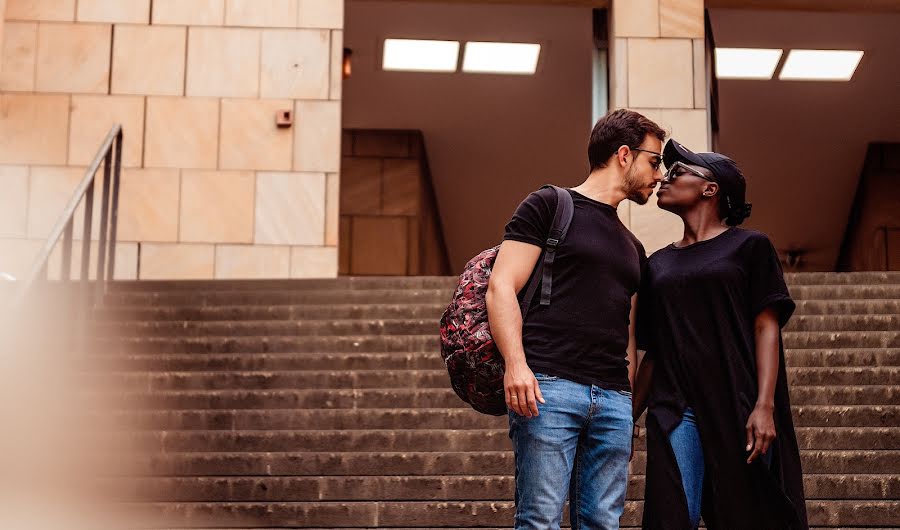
438, 185, 574, 415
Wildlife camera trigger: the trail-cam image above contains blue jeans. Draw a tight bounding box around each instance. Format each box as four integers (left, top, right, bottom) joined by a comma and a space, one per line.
668, 407, 705, 529
508, 373, 634, 530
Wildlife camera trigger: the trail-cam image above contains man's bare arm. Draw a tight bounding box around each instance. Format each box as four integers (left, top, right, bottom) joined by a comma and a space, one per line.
486, 240, 543, 417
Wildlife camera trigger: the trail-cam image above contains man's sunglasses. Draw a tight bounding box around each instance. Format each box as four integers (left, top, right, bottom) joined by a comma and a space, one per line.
663, 161, 716, 183
631, 148, 663, 171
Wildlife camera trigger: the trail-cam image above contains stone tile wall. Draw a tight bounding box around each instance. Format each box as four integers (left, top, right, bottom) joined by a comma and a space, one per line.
610, 0, 709, 253
0, 0, 343, 280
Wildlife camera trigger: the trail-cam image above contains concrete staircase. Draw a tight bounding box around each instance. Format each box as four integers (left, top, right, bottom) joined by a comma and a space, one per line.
87, 273, 900, 528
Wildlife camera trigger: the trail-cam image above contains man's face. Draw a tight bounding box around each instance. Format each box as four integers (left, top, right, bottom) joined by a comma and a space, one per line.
622, 136, 664, 205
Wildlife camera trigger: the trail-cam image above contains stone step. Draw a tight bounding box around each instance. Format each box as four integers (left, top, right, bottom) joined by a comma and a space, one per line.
789, 285, 900, 300
107, 277, 460, 292
98, 474, 900, 502
108, 500, 900, 528
104, 428, 899, 452
88, 385, 900, 410
84, 367, 900, 391
94, 304, 448, 323
94, 315, 900, 338
93, 319, 441, 338
785, 315, 900, 332
793, 299, 900, 315
122, 450, 900, 477
92, 331, 900, 353
784, 272, 900, 285
103, 289, 455, 308
94, 406, 899, 431
85, 349, 900, 373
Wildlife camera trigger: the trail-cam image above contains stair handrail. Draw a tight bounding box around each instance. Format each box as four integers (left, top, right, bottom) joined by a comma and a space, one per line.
11, 124, 123, 309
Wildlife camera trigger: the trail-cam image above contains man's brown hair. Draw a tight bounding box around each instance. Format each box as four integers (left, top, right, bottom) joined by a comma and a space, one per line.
588, 109, 666, 171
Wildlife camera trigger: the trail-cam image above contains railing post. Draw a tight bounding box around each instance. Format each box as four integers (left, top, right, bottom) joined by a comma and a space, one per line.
96, 148, 113, 297
106, 130, 123, 282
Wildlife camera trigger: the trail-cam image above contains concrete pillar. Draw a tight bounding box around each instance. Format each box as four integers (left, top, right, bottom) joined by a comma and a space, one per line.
0, 0, 6, 75
610, 0, 709, 252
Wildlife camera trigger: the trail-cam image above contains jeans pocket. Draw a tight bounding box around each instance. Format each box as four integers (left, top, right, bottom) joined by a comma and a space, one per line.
615, 389, 633, 398
533, 372, 559, 382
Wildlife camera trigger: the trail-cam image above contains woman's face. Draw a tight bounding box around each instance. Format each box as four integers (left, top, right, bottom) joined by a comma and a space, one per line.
656, 163, 717, 213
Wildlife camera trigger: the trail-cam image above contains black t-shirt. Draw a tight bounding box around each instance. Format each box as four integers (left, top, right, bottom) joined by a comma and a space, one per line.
502, 187, 647, 391
636, 227, 808, 529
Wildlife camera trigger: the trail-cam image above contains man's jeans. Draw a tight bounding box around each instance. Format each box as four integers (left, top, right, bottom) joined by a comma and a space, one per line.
508, 373, 634, 530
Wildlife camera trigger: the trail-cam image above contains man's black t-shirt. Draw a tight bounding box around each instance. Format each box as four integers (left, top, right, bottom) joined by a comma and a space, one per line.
502, 187, 647, 391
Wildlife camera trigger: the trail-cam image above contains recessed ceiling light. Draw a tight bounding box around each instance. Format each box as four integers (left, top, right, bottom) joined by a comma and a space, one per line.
382, 39, 460, 72
462, 42, 541, 75
714, 48, 783, 80
778, 49, 864, 81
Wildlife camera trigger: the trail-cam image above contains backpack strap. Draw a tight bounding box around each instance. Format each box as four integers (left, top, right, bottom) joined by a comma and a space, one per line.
518, 185, 575, 315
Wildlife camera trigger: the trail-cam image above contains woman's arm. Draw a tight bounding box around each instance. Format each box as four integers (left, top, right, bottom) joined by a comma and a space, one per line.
745, 306, 780, 464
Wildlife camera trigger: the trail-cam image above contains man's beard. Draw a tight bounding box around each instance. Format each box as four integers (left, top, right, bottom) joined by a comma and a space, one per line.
622, 165, 648, 205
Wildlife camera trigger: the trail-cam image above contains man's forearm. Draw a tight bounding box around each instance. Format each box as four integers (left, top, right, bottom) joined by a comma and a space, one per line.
486, 284, 527, 366
632, 356, 654, 421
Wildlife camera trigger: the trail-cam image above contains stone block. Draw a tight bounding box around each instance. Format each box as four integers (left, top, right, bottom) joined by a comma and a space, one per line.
324, 173, 339, 246
658, 108, 709, 151
350, 216, 408, 275
293, 100, 340, 173
0, 238, 42, 279
260, 28, 329, 99
290, 246, 337, 278
139, 243, 215, 280
68, 95, 144, 168
627, 38, 693, 109
48, 241, 138, 280
340, 157, 381, 215
144, 97, 219, 169
659, 0, 704, 38
5, 0, 74, 21
330, 29, 342, 100
611, 0, 658, 38
382, 159, 420, 216
186, 27, 260, 98
116, 169, 180, 242
219, 98, 293, 171
0, 94, 68, 165
297, 0, 343, 29
152, 0, 224, 26
693, 38, 706, 109
225, 0, 297, 28
0, 22, 37, 91
255, 171, 325, 245
76, 0, 150, 23
630, 193, 683, 254
0, 166, 29, 237
215, 244, 290, 279
180, 170, 255, 243
610, 38, 628, 108
112, 24, 186, 96
26, 166, 102, 240
35, 22, 110, 94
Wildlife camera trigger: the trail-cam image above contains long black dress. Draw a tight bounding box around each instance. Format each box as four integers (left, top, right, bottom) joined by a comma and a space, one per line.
637, 227, 808, 530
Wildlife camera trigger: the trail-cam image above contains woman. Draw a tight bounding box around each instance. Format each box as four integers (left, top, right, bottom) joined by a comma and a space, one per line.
632, 139, 808, 529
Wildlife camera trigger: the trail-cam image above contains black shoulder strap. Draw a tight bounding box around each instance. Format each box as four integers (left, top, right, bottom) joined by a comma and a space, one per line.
518, 185, 575, 315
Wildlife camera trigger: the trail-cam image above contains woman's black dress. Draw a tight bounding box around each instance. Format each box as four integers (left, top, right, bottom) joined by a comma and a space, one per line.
637, 227, 808, 530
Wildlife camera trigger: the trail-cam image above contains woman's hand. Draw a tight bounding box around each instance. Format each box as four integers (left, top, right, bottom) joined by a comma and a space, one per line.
504, 360, 544, 417
745, 402, 776, 464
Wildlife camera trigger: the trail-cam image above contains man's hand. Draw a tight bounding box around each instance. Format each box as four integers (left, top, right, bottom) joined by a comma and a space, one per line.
745, 402, 776, 464
504, 361, 545, 417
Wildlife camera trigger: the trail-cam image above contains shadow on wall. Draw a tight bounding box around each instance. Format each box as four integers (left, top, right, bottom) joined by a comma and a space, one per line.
837, 143, 900, 271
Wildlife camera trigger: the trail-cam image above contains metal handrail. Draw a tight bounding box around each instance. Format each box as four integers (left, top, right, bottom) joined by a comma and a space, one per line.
12, 124, 123, 309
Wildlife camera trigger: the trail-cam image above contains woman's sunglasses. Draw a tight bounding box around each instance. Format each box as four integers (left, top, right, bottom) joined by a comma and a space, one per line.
663, 161, 716, 183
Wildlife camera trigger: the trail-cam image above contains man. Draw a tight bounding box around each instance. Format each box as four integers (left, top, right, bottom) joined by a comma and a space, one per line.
486, 109, 665, 529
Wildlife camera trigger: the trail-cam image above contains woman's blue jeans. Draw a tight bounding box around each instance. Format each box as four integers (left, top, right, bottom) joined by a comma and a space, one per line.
668, 407, 705, 529
508, 373, 634, 529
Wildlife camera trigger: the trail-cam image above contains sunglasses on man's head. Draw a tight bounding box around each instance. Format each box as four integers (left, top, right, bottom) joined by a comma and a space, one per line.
663, 161, 715, 183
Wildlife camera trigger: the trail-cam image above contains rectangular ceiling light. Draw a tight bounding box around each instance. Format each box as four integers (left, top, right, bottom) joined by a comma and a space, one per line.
382, 39, 460, 72
715, 48, 783, 80
778, 49, 864, 81
462, 42, 541, 75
